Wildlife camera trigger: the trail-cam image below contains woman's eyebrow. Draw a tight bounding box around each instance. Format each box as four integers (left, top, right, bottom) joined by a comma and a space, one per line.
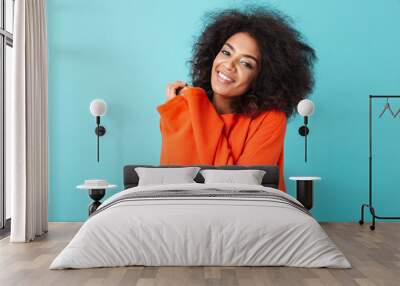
224, 42, 259, 64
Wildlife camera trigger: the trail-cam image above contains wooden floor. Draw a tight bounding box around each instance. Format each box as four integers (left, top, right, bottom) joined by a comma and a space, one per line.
0, 222, 399, 286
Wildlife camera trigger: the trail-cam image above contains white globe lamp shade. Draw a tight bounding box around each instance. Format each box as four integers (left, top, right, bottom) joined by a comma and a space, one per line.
90, 99, 107, 117
297, 99, 315, 117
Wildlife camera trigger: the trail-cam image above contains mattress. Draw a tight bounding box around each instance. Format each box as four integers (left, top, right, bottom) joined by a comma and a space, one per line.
50, 183, 351, 269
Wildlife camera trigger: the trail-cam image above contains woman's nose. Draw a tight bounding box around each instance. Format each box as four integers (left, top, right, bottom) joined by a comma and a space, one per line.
224, 60, 236, 71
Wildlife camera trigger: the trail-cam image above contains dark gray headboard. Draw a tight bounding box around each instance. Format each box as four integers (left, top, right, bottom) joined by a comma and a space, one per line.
123, 165, 279, 189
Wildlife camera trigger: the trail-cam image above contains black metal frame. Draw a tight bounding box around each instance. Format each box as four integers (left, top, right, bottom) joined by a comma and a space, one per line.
359, 95, 400, 230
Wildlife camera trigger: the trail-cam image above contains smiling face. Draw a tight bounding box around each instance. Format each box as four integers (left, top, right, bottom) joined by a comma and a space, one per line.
211, 32, 261, 100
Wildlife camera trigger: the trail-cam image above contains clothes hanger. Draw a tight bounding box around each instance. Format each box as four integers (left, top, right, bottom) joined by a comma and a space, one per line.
393, 107, 400, 118
393, 101, 400, 118
378, 98, 395, 118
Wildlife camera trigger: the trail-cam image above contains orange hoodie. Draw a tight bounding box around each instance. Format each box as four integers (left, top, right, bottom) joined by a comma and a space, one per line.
157, 87, 287, 191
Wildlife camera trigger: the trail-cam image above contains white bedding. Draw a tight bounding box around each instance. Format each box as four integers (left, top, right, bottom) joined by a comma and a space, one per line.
50, 183, 351, 269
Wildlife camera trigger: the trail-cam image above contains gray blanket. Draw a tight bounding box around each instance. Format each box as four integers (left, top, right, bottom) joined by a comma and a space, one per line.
91, 189, 310, 217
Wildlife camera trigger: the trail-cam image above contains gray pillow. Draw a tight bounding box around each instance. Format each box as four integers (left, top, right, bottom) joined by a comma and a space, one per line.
200, 169, 266, 185
135, 167, 201, 186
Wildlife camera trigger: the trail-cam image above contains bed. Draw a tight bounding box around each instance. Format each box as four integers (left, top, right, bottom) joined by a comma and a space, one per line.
50, 165, 350, 269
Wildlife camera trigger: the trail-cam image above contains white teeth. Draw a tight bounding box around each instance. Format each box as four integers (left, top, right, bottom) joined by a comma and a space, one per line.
218, 72, 233, 82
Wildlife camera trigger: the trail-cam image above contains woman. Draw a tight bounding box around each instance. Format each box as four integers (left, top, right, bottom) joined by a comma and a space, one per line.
157, 7, 316, 192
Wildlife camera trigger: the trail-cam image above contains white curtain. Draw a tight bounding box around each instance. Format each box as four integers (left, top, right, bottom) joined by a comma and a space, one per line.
8, 0, 48, 242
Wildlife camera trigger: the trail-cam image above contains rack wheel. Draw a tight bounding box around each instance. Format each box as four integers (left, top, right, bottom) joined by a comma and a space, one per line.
370, 225, 375, 231
359, 220, 364, 225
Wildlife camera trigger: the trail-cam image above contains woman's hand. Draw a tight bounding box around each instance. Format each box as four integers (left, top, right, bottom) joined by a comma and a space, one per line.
166, 81, 188, 102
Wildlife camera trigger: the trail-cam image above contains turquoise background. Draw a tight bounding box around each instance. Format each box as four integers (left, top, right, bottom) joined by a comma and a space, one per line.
47, 0, 400, 222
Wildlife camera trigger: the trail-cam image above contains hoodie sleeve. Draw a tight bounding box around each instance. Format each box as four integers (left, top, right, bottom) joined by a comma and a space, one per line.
236, 111, 287, 191
157, 87, 287, 191
157, 87, 234, 165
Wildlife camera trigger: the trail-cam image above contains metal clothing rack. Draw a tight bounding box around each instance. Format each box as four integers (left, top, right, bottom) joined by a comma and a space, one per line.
359, 95, 400, 230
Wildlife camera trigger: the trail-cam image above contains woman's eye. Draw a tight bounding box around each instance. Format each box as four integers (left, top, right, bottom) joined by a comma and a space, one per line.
241, 61, 253, 69
221, 50, 230, 56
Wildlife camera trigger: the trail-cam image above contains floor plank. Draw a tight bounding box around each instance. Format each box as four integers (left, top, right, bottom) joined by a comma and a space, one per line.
0, 222, 399, 286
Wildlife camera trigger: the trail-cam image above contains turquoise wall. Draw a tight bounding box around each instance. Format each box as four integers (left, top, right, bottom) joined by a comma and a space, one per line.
47, 0, 400, 222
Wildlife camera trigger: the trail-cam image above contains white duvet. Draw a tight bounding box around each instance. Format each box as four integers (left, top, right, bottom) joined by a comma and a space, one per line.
50, 183, 351, 269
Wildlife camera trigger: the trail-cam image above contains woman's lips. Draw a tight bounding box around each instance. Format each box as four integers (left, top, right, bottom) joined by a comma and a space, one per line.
217, 71, 234, 84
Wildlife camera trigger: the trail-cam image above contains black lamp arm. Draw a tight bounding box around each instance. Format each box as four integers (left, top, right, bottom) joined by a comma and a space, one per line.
297, 116, 310, 162
94, 116, 106, 162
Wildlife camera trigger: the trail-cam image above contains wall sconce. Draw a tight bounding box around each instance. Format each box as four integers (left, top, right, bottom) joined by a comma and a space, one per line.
89, 99, 107, 162
297, 99, 315, 162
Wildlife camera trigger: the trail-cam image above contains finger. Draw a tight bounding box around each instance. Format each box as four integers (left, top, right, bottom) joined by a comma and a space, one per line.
169, 80, 187, 86
166, 84, 174, 96
170, 83, 186, 95
166, 84, 173, 96
173, 81, 188, 88
174, 80, 187, 85
166, 82, 188, 99
167, 87, 176, 99
175, 86, 185, 95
